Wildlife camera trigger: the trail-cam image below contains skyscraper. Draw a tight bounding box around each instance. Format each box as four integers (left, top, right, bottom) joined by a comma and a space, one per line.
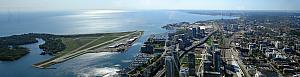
179, 68, 189, 77
214, 49, 221, 72
192, 27, 197, 38
213, 44, 219, 51
188, 51, 196, 76
199, 28, 205, 38
165, 56, 175, 77
173, 51, 180, 70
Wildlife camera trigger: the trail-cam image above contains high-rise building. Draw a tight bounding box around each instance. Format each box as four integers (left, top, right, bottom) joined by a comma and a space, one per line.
196, 26, 202, 38
223, 26, 228, 31
213, 44, 219, 51
197, 26, 201, 35
196, 26, 205, 38
140, 44, 154, 54
178, 34, 191, 50
296, 44, 300, 50
165, 49, 180, 77
188, 51, 196, 76
214, 49, 221, 72
179, 68, 189, 77
192, 27, 197, 38
233, 24, 239, 32
248, 43, 256, 50
173, 51, 180, 70
259, 44, 267, 52
200, 29, 205, 38
202, 60, 213, 77
248, 43, 256, 55
202, 48, 221, 77
165, 56, 175, 77
179, 34, 187, 42
275, 41, 283, 49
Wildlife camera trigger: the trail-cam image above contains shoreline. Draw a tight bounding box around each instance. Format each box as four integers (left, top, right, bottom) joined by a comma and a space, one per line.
0, 10, 237, 77
32, 31, 144, 69
0, 31, 142, 62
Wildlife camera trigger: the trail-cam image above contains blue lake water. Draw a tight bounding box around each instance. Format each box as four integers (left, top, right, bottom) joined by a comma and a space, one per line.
0, 10, 236, 77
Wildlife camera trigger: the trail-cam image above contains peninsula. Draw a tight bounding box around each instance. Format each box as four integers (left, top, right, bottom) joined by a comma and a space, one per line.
0, 31, 143, 67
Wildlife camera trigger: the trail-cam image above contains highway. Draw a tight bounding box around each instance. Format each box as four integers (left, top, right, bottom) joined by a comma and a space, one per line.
151, 39, 169, 77
153, 30, 216, 77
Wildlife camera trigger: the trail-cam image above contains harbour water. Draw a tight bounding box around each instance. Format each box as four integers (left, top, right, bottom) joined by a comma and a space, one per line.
0, 10, 236, 77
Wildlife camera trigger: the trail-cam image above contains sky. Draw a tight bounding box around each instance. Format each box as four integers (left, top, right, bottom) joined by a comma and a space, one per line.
0, 0, 300, 11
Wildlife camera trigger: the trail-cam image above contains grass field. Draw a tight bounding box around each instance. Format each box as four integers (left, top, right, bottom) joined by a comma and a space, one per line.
61, 31, 135, 52
55, 31, 135, 57
82, 36, 118, 50
61, 37, 96, 52
180, 52, 202, 67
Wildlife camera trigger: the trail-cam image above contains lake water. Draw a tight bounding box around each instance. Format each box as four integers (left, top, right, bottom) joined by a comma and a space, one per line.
0, 10, 236, 77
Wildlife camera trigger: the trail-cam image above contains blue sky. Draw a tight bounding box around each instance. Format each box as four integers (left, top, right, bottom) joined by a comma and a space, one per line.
0, 0, 299, 11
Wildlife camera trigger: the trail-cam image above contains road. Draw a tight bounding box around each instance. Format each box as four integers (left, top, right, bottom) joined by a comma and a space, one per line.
196, 48, 205, 76
153, 23, 219, 77
152, 39, 169, 77
227, 31, 251, 77
230, 55, 244, 77
33, 31, 141, 68
153, 30, 216, 77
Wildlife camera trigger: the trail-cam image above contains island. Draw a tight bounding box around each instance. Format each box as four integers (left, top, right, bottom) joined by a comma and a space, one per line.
0, 46, 29, 61
0, 33, 39, 61
0, 31, 143, 64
